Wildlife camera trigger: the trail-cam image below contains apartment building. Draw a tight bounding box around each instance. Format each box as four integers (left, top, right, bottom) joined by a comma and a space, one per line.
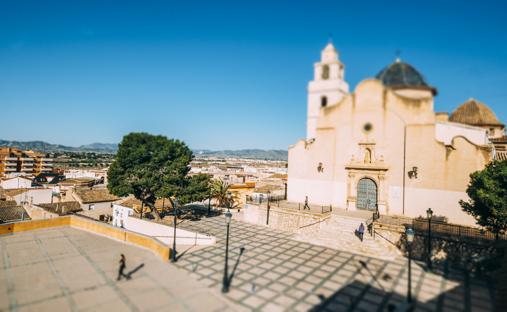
0, 147, 53, 177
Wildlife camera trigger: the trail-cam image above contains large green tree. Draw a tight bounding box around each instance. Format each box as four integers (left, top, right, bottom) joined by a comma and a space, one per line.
108, 132, 211, 220
460, 160, 507, 237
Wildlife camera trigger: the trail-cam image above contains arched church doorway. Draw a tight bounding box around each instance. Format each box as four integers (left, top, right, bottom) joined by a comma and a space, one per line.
357, 178, 377, 210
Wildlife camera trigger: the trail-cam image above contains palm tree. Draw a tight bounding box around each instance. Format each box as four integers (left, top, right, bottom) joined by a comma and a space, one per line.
212, 179, 232, 208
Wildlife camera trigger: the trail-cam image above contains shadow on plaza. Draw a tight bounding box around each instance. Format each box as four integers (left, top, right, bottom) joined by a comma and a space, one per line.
309, 255, 495, 312
310, 277, 480, 312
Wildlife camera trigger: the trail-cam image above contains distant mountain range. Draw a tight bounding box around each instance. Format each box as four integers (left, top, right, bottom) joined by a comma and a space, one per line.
0, 140, 118, 153
194, 149, 288, 161
0, 140, 288, 160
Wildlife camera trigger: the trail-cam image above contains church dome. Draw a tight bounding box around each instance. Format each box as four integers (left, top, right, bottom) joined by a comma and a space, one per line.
376, 59, 437, 95
449, 98, 504, 127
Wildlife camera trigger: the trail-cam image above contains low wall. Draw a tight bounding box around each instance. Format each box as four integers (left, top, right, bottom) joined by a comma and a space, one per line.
0, 216, 171, 262
240, 204, 329, 233
124, 216, 216, 246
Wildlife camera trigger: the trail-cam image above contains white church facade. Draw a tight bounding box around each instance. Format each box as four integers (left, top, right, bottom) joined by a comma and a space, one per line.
288, 43, 505, 226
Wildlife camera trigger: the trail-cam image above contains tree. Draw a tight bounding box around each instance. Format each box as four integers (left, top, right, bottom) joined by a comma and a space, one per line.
108, 132, 208, 220
460, 160, 507, 238
177, 174, 213, 204
211, 178, 235, 208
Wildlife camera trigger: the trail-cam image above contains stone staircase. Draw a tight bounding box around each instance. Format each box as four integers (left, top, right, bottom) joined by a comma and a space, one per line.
294, 211, 402, 261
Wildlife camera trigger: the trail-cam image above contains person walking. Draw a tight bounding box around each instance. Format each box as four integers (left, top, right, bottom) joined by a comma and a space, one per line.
303, 196, 310, 211
117, 254, 130, 281
358, 223, 365, 242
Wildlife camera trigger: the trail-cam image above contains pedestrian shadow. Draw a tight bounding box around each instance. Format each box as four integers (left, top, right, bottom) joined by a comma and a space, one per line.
126, 263, 145, 279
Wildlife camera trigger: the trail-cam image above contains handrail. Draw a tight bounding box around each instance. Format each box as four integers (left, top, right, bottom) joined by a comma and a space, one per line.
298, 215, 331, 229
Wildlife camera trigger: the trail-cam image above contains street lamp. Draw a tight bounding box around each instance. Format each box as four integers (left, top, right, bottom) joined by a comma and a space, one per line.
222, 208, 233, 293
227, 192, 232, 209
406, 228, 415, 303
426, 208, 433, 269
266, 190, 271, 225
208, 187, 212, 217
171, 198, 179, 263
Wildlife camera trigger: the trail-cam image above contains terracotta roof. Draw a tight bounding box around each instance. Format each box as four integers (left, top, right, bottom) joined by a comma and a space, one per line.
118, 196, 173, 211
73, 187, 120, 204
59, 178, 95, 186
3, 188, 29, 197
449, 99, 504, 127
491, 135, 507, 143
37, 202, 82, 215
0, 200, 18, 208
268, 173, 288, 179
495, 151, 507, 161
0, 205, 30, 223
254, 184, 284, 193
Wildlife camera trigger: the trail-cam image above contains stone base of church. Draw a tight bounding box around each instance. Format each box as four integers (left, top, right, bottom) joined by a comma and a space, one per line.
288, 177, 478, 227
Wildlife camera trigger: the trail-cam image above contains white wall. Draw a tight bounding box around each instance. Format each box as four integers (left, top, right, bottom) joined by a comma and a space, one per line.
11, 188, 53, 205
435, 122, 488, 146
403, 187, 477, 226
123, 216, 216, 246
288, 178, 347, 207
1, 177, 33, 190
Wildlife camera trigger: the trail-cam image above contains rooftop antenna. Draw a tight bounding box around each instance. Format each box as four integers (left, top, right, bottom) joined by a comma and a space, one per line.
395, 49, 401, 63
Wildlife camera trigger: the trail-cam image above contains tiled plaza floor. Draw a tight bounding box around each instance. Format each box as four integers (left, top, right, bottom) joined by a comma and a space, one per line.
0, 227, 237, 312
176, 216, 494, 312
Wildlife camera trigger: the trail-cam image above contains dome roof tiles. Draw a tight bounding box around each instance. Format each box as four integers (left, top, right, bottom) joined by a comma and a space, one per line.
376, 60, 437, 95
449, 98, 504, 127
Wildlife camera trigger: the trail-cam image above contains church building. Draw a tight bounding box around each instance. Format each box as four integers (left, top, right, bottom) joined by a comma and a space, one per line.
288, 43, 505, 226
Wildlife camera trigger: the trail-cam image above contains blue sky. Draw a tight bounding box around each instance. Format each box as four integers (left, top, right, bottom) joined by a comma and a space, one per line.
1, 0, 506, 150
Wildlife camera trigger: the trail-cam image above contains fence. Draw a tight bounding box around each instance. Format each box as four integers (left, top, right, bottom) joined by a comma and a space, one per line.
245, 198, 333, 214
374, 214, 507, 242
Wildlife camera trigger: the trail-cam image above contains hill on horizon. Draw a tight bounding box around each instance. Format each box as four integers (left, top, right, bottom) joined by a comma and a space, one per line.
0, 139, 288, 160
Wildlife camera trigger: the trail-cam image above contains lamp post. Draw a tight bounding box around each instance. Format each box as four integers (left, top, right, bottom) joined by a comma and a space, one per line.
266, 190, 271, 225
426, 208, 433, 269
208, 187, 212, 217
222, 208, 233, 293
406, 228, 415, 304
171, 198, 179, 263
227, 192, 232, 209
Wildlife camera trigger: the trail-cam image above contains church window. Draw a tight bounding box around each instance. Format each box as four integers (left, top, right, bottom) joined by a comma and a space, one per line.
364, 148, 372, 164
321, 96, 327, 107
363, 123, 373, 132
322, 65, 330, 80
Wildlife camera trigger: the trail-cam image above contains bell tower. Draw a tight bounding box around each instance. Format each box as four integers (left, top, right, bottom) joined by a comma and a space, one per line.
306, 42, 349, 139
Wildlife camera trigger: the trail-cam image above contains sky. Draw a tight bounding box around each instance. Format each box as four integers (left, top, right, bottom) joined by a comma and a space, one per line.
1, 0, 506, 150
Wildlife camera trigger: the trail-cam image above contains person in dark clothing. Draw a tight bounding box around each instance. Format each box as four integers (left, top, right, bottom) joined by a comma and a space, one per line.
358, 223, 365, 242
303, 196, 311, 211
117, 254, 130, 281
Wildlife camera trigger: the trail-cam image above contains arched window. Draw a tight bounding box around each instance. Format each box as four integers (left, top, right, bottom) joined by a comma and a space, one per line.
321, 65, 330, 80
321, 96, 328, 108
364, 148, 372, 163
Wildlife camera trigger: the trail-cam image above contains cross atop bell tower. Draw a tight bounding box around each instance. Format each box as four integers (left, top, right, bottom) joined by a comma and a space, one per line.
306, 43, 349, 139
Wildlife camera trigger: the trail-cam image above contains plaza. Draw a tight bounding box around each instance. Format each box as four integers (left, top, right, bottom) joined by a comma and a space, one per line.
175, 215, 494, 311
0, 226, 236, 312
0, 210, 497, 311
